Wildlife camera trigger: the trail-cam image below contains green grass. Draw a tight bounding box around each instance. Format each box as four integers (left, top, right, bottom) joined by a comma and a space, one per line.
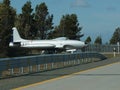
103, 53, 120, 58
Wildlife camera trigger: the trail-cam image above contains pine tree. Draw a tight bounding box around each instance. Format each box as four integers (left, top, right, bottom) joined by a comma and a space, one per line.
110, 27, 120, 44
0, 0, 16, 57
35, 2, 53, 39
3, 0, 10, 6
85, 36, 91, 44
51, 14, 83, 40
15, 1, 35, 39
94, 36, 102, 45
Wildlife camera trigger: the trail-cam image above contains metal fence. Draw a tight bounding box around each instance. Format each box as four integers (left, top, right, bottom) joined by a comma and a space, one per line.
85, 44, 120, 52
0, 52, 107, 79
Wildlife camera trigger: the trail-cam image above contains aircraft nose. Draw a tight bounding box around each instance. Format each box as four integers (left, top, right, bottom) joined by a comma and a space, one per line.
84, 42, 88, 47
85, 42, 88, 44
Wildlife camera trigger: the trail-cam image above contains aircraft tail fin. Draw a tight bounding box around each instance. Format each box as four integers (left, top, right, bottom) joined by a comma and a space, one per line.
12, 27, 24, 42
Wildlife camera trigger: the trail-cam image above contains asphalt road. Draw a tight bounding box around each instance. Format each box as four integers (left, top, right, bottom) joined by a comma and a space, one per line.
16, 62, 120, 90
0, 57, 120, 90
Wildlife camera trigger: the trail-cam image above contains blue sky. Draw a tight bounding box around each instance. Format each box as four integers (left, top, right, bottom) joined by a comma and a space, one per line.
9, 0, 120, 43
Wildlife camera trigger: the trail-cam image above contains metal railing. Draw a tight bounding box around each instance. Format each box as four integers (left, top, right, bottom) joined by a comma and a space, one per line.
0, 52, 107, 79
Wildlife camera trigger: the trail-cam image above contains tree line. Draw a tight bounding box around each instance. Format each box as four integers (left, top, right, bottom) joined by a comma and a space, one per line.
0, 0, 120, 57
85, 27, 120, 45
0, 0, 83, 57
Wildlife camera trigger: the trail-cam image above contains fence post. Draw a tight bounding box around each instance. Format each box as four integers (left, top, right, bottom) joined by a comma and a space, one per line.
20, 67, 24, 74
44, 64, 47, 70
51, 63, 54, 69
29, 66, 32, 73
37, 64, 40, 71
10, 68, 14, 75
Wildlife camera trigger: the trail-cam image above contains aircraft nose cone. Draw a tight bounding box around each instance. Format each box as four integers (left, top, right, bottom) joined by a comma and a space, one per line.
85, 42, 88, 44
84, 42, 88, 47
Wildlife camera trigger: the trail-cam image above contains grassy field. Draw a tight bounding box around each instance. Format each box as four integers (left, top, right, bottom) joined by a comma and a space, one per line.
102, 52, 120, 58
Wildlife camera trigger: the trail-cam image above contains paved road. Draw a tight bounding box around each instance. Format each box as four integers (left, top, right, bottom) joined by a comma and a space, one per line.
0, 57, 120, 90
15, 62, 120, 90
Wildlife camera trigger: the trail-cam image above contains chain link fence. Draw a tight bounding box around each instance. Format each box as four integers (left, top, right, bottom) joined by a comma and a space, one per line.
85, 44, 120, 53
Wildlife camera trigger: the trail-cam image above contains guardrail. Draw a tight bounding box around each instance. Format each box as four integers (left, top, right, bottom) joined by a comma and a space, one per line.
0, 52, 107, 79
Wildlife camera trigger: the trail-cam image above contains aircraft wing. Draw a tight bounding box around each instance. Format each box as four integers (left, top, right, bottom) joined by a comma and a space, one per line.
52, 37, 68, 40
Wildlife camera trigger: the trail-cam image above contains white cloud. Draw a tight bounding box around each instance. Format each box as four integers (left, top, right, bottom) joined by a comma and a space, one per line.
71, 0, 90, 8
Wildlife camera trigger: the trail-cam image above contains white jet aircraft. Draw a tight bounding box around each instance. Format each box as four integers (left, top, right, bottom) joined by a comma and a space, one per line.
9, 27, 87, 52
